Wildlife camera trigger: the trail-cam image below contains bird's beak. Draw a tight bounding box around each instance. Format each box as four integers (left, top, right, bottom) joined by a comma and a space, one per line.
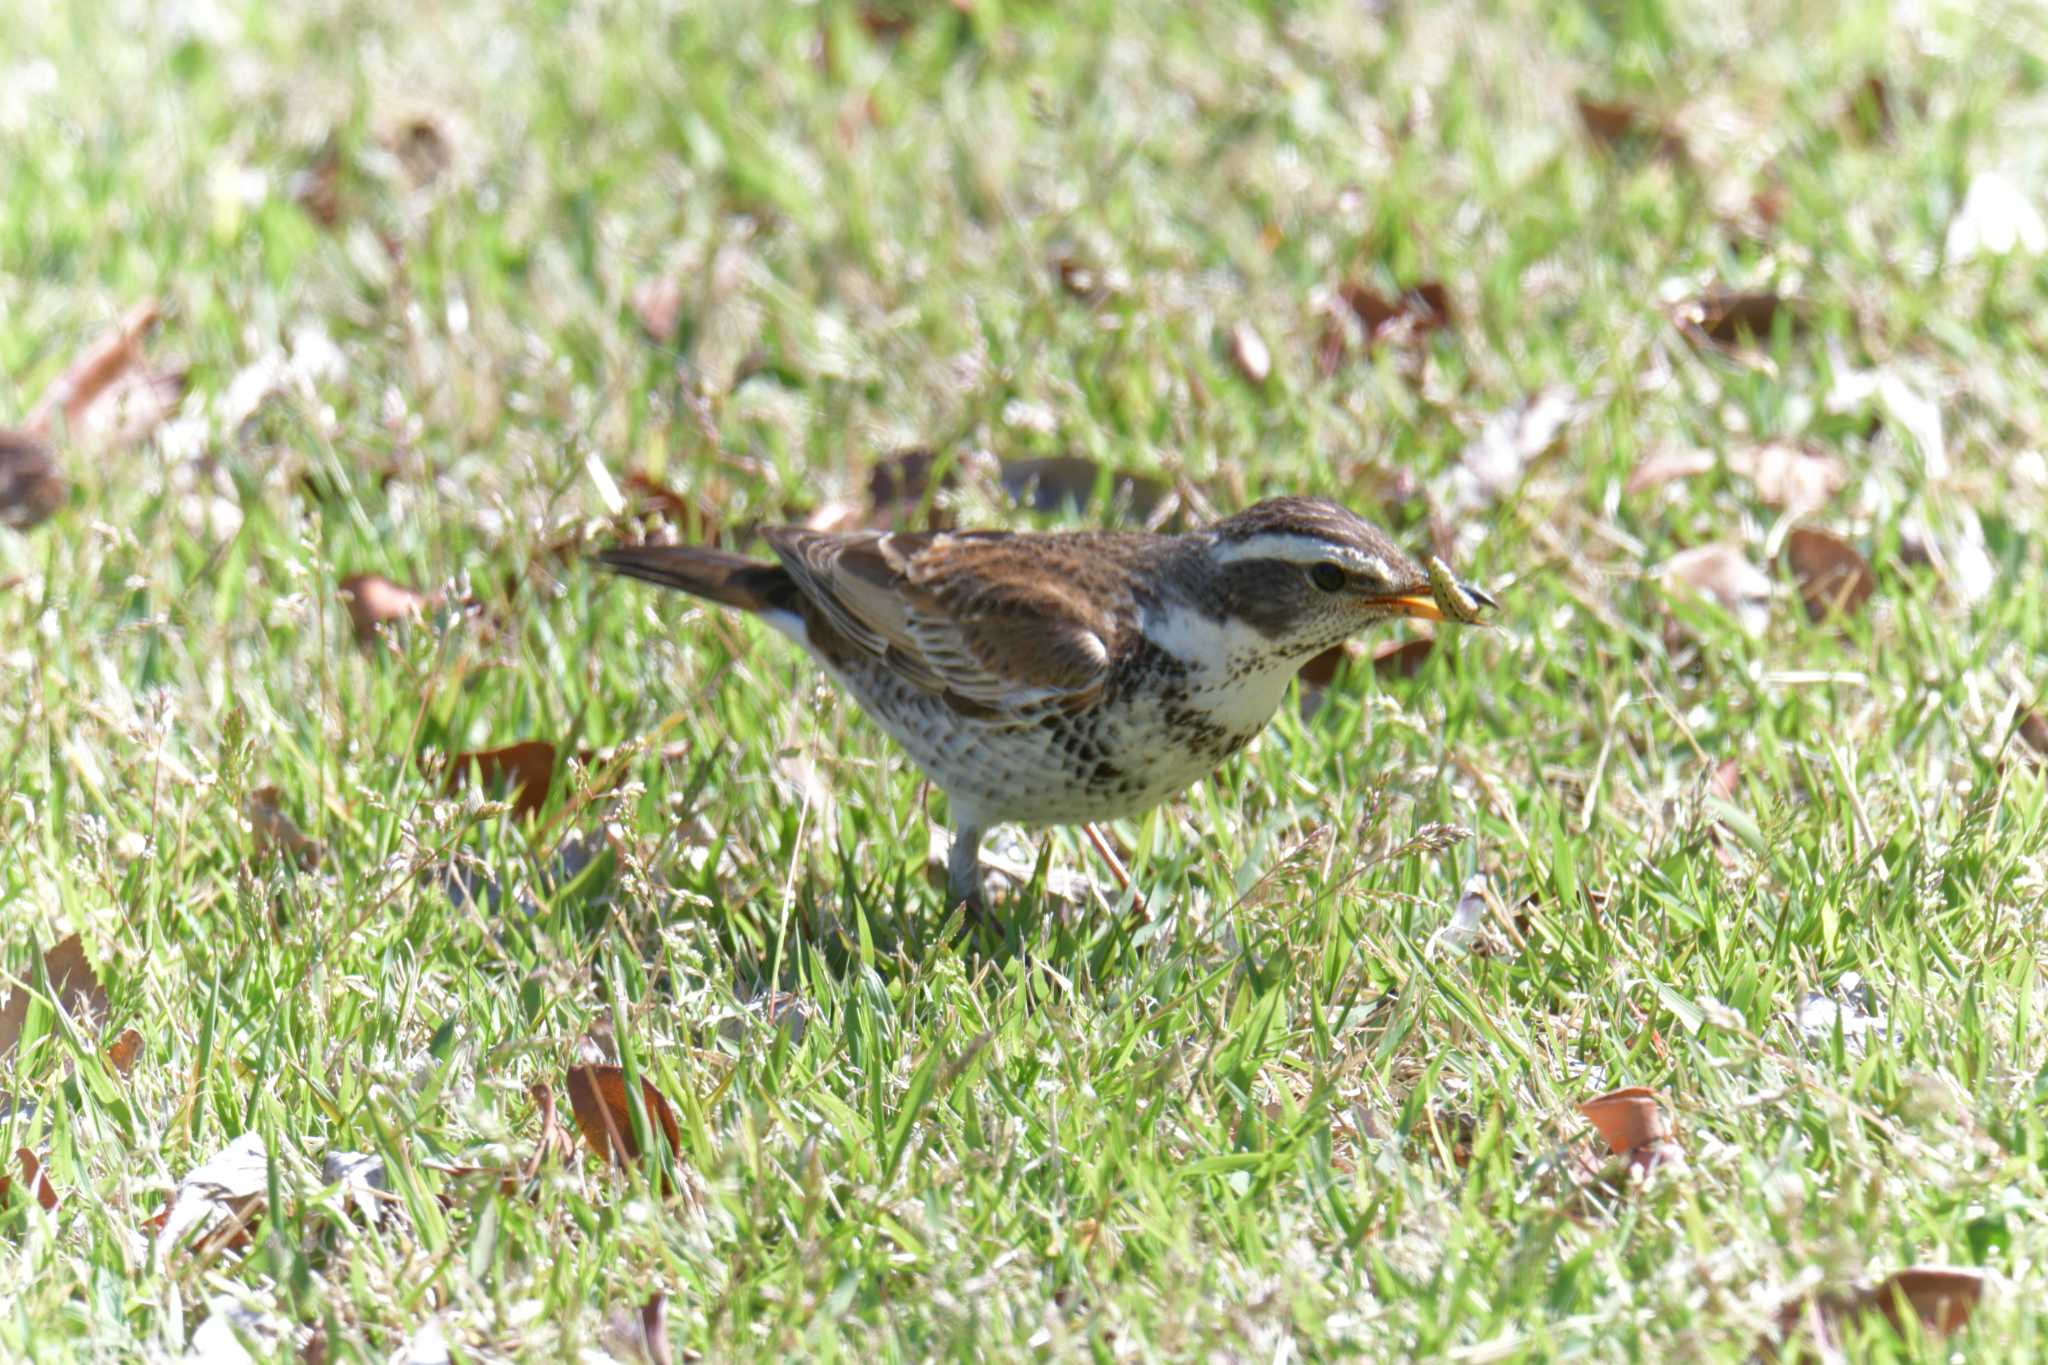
1368, 580, 1497, 624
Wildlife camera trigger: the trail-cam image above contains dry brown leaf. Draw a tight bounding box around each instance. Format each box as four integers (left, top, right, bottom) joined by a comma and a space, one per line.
337, 573, 435, 642
1449, 388, 1578, 513
1624, 446, 1714, 495
245, 786, 324, 866
1371, 635, 1436, 679
0, 933, 109, 1062
1575, 94, 1689, 161
1863, 1266, 1985, 1336
1677, 290, 1804, 349
289, 144, 345, 228
1728, 442, 1845, 513
1579, 1086, 1685, 1178
631, 277, 686, 345
439, 741, 557, 821
1227, 322, 1272, 385
3, 1148, 59, 1212
1768, 1265, 1986, 1358
106, 1027, 143, 1077
25, 299, 161, 437
157, 1132, 268, 1258
1659, 543, 1772, 635
2018, 710, 2048, 764
1626, 447, 1714, 494
0, 428, 65, 529
565, 1063, 683, 1169
641, 1294, 674, 1365
388, 116, 452, 187
1340, 281, 1452, 347
999, 456, 1166, 520
1784, 527, 1875, 622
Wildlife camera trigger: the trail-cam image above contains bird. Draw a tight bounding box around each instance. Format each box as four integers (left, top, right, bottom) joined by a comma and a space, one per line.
595, 496, 1494, 928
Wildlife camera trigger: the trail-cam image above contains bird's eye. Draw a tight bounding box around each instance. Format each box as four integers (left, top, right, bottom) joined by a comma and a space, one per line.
1310, 562, 1346, 593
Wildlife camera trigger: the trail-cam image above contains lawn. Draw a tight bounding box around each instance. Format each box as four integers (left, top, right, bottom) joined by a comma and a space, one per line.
4, 0, 2048, 1358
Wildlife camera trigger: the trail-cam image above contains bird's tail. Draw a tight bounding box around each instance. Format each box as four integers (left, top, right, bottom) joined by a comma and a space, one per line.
592, 543, 795, 614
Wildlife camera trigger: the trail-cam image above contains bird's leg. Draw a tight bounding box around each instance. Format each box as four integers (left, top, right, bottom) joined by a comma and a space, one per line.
946, 822, 991, 938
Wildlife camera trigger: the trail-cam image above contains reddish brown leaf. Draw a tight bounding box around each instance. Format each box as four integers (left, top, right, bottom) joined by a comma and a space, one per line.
1678, 290, 1804, 349
106, 1027, 143, 1077
337, 573, 435, 642
1339, 281, 1452, 349
2019, 709, 2048, 764
565, 1064, 683, 1170
1579, 1086, 1684, 1178
1728, 442, 1845, 513
1784, 527, 1875, 622
245, 786, 324, 866
290, 144, 345, 228
1371, 636, 1436, 678
641, 1293, 674, 1365
1864, 1266, 1985, 1336
630, 277, 686, 346
0, 428, 65, 530
1226, 322, 1272, 385
25, 299, 161, 437
7, 1149, 58, 1212
388, 116, 452, 187
1296, 644, 1355, 689
0, 933, 109, 1062
1575, 95, 1688, 161
440, 741, 557, 820
1624, 446, 1714, 495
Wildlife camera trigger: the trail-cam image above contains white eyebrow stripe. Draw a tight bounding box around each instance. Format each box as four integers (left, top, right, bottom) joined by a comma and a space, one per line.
1207, 534, 1391, 582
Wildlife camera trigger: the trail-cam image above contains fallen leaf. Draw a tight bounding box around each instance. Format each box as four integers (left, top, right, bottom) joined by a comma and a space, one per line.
999, 456, 1167, 520
1677, 290, 1804, 348
2019, 709, 2048, 763
387, 115, 452, 187
1783, 527, 1875, 622
630, 277, 686, 345
1624, 446, 1715, 495
0, 428, 65, 529
1727, 442, 1845, 513
25, 299, 162, 437
106, 1027, 143, 1076
3, 1148, 59, 1211
1370, 635, 1436, 678
1864, 1266, 1986, 1336
290, 143, 345, 227
1340, 280, 1452, 348
641, 1294, 674, 1365
1579, 1086, 1685, 1178
1296, 643, 1355, 690
1447, 388, 1578, 513
439, 741, 556, 820
565, 1063, 683, 1169
1226, 322, 1271, 385
1946, 172, 2046, 261
158, 1132, 269, 1258
1575, 94, 1688, 161
1767, 1265, 1986, 1358
337, 573, 434, 642
245, 786, 324, 867
1659, 543, 1772, 635
1050, 251, 1128, 302
0, 933, 109, 1062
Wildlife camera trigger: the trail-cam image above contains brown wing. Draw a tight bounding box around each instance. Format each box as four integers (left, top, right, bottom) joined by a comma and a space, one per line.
762, 527, 1116, 718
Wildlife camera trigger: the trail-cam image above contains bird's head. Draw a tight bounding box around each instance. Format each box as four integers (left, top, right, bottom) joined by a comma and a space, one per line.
1193, 496, 1495, 660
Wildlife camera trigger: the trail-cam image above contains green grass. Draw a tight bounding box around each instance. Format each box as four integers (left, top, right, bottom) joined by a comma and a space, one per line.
5, 0, 2048, 1357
